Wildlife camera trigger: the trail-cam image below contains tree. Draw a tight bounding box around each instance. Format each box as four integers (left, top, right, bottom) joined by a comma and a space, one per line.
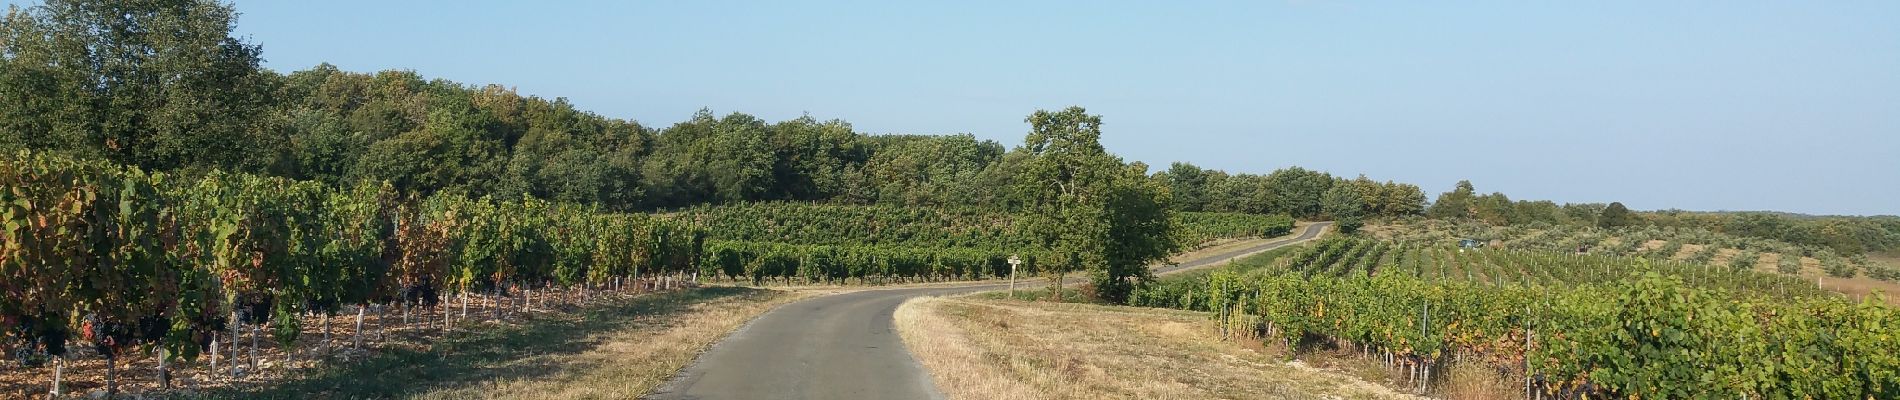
1511, 200, 1565, 225
1322, 183, 1366, 234
1599, 202, 1638, 228
1427, 180, 1477, 219
1205, 172, 1269, 214
1097, 162, 1177, 302
641, 110, 776, 206
856, 134, 1005, 207
1264, 167, 1333, 219
1473, 192, 1515, 225
0, 0, 280, 172
1378, 182, 1428, 217
765, 116, 865, 202
1013, 107, 1174, 304
1158, 162, 1210, 212
1563, 202, 1608, 226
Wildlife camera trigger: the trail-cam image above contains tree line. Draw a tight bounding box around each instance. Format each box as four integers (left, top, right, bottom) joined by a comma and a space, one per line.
1423, 180, 1900, 256
1152, 163, 1427, 233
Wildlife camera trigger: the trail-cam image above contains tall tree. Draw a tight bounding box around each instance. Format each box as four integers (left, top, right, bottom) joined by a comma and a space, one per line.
1378, 181, 1428, 217
1427, 180, 1478, 219
1013, 107, 1174, 304
1563, 202, 1608, 226
1473, 192, 1516, 225
1205, 172, 1269, 214
1599, 201, 1638, 228
1264, 167, 1333, 218
1158, 162, 1210, 212
1322, 183, 1366, 234
0, 0, 280, 171
855, 134, 1004, 207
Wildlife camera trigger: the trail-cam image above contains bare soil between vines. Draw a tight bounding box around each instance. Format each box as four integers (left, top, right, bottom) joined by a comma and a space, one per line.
1, 284, 798, 399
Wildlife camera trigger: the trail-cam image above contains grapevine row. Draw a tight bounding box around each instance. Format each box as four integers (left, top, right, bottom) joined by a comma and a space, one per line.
0, 152, 702, 390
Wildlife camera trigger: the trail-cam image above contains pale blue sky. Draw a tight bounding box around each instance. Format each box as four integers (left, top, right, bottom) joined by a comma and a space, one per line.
20, 1, 1899, 215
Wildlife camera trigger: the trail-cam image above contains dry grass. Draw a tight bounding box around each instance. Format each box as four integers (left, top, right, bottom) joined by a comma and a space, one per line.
1639, 239, 1668, 252
1871, 252, 1900, 268
1672, 243, 1704, 260
1744, 252, 1900, 305
1436, 362, 1520, 400
1708, 248, 1740, 267
895, 296, 1422, 400
119, 287, 811, 399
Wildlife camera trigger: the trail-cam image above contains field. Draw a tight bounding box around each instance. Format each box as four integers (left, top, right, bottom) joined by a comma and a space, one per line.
1365, 218, 1900, 303
1125, 233, 1897, 399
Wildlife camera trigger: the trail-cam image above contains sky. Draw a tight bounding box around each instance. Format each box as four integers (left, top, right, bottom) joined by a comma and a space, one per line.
24, 1, 1899, 215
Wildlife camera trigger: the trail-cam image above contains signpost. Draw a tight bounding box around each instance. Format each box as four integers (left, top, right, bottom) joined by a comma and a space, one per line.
1007, 255, 1022, 298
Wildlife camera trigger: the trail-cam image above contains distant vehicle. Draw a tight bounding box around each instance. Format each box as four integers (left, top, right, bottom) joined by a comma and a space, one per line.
1459, 238, 1484, 249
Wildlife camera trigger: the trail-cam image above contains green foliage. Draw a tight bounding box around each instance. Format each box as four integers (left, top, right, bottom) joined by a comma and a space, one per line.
1157, 162, 1210, 212
678, 203, 1279, 289
1144, 235, 1894, 399
1128, 244, 1305, 310
0, 0, 278, 172
1728, 250, 1761, 272
1777, 253, 1803, 274
1171, 212, 1295, 246
1598, 201, 1638, 228
851, 134, 1008, 206
1013, 107, 1177, 304
1426, 180, 1477, 219
1322, 183, 1365, 234
1822, 255, 1859, 278
0, 151, 703, 365
1866, 263, 1900, 282
680, 202, 1029, 248
1263, 167, 1333, 219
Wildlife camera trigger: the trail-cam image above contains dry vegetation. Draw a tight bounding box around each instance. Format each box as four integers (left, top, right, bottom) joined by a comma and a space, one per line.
894, 296, 1422, 400
1, 286, 801, 399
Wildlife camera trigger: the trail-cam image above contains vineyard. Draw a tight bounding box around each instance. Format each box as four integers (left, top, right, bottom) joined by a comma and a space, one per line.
678, 202, 1293, 285
1369, 217, 1900, 282
0, 152, 706, 396
1134, 236, 1898, 399
0, 151, 1298, 397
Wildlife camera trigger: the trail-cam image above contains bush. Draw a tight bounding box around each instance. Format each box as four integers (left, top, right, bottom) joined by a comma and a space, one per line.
1822, 257, 1858, 278
1866, 263, 1900, 282
1776, 254, 1803, 275
1728, 250, 1760, 272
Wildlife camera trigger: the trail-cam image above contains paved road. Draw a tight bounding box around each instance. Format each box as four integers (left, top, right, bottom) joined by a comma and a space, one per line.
646, 222, 1330, 400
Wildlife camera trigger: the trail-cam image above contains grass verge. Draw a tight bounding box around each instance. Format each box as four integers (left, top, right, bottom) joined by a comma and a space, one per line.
201, 287, 799, 399
894, 296, 1422, 400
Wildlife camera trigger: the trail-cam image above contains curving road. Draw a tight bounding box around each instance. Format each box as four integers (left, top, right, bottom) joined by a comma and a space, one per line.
646, 222, 1329, 400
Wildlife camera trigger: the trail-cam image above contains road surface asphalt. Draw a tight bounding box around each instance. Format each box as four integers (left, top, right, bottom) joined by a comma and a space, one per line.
646, 222, 1330, 400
